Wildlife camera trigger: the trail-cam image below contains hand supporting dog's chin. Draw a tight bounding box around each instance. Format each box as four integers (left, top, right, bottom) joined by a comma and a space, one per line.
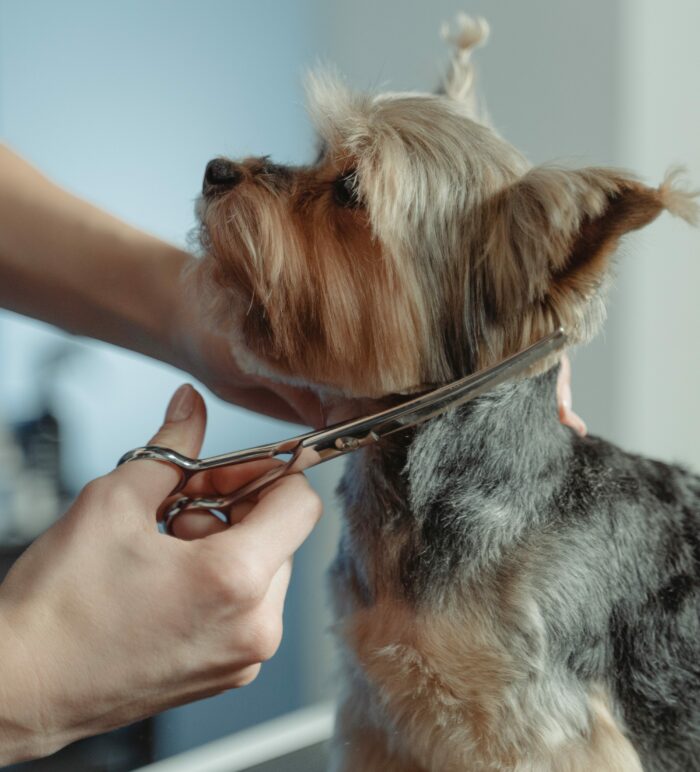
165, 291, 323, 427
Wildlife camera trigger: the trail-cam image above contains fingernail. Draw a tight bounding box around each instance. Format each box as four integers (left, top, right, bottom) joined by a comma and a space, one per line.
166, 384, 196, 422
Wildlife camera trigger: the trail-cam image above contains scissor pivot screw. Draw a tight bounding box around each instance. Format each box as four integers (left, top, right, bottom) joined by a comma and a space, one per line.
335, 436, 361, 451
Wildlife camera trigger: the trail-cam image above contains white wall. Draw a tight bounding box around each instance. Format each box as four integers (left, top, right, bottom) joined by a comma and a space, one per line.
616, 0, 700, 469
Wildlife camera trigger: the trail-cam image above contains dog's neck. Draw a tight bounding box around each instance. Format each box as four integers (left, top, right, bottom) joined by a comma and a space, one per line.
322, 365, 562, 432
334, 366, 574, 604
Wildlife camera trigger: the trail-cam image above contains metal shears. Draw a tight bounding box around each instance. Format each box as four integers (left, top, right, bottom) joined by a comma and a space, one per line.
118, 328, 567, 533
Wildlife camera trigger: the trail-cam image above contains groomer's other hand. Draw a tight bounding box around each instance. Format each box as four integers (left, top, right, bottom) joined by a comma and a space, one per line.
187, 329, 324, 428
169, 274, 323, 427
0, 385, 322, 764
557, 354, 587, 437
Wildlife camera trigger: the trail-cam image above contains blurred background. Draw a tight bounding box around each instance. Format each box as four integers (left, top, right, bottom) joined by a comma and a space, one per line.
0, 0, 698, 769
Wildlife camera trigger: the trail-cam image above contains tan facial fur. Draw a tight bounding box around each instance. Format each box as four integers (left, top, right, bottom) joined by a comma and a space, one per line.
196, 147, 426, 396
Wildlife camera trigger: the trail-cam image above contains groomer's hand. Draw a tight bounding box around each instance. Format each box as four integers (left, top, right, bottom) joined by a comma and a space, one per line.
0, 385, 322, 764
171, 294, 324, 427
557, 354, 587, 437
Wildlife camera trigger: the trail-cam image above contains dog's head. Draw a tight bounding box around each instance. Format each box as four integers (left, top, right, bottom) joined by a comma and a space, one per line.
194, 19, 697, 398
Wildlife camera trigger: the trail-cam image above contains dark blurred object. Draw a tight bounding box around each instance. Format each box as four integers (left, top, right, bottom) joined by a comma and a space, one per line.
14, 410, 62, 495
245, 743, 328, 772
0, 410, 66, 544
2, 720, 152, 772
0, 344, 77, 546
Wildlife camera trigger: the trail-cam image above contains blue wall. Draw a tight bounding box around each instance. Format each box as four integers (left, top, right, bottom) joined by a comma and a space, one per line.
0, 0, 332, 758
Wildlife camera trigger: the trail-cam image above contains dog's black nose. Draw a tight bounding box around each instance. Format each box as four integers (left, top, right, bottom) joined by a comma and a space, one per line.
203, 158, 242, 192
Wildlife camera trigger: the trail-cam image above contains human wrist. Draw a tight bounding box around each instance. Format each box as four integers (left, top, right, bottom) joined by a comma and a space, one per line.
0, 602, 64, 763
156, 251, 231, 382
122, 237, 192, 369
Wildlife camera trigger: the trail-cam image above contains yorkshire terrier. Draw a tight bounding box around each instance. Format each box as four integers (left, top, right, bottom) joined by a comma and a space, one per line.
191, 13, 699, 771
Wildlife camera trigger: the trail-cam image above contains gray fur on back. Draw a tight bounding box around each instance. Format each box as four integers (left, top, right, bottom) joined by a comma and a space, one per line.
334, 367, 700, 771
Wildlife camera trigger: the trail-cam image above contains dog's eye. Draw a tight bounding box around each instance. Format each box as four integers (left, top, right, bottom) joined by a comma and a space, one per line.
333, 170, 362, 209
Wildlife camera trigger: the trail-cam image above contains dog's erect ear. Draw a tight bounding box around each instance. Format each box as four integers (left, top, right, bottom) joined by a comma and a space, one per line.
441, 13, 490, 121
305, 68, 373, 154
480, 166, 699, 346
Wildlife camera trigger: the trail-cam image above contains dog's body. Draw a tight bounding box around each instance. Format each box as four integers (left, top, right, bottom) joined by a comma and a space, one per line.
330, 369, 700, 770
193, 13, 699, 770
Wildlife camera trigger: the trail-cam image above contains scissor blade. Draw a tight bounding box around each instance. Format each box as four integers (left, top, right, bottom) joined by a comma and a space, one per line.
301, 328, 568, 455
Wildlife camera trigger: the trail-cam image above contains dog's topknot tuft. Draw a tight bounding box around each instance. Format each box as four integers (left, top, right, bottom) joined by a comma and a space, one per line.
658, 167, 700, 226
441, 12, 490, 54
441, 13, 490, 109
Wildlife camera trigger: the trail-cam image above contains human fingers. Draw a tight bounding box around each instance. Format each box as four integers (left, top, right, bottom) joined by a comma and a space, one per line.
263, 559, 293, 627
245, 559, 293, 663
557, 355, 587, 437
109, 384, 207, 515
171, 500, 255, 540
205, 473, 322, 578
177, 458, 283, 499
559, 403, 587, 437
557, 354, 573, 411
164, 458, 283, 535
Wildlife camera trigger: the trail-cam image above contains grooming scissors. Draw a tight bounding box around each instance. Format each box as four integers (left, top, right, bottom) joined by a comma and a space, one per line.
118, 328, 567, 533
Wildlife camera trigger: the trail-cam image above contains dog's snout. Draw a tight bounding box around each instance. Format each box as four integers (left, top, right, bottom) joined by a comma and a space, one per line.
203, 158, 242, 193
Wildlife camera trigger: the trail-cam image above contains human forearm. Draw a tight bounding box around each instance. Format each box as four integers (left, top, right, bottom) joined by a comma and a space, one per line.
0, 144, 189, 367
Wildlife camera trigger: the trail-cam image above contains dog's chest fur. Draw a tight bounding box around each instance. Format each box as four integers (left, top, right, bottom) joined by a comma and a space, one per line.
329, 369, 700, 771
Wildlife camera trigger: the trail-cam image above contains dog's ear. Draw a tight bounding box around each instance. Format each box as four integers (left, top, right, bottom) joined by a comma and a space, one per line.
441, 13, 490, 119
481, 166, 698, 345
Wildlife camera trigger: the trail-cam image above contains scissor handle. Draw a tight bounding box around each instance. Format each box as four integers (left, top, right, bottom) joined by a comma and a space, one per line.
118, 441, 309, 534
117, 446, 199, 494
118, 437, 299, 489
160, 443, 310, 532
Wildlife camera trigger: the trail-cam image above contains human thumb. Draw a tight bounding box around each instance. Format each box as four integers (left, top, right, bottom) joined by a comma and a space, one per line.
111, 384, 208, 512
